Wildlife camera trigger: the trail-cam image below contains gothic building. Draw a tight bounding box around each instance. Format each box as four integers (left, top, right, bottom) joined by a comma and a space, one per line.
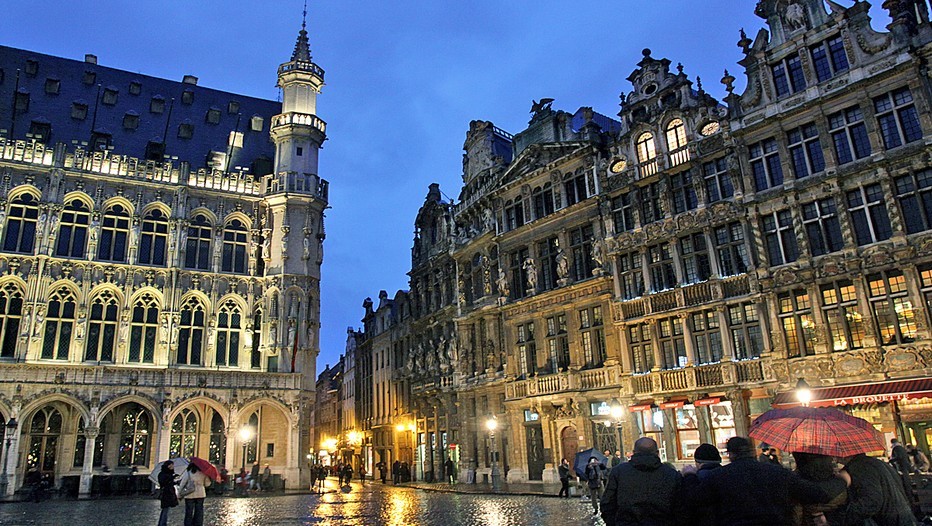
0, 19, 328, 494
349, 0, 932, 485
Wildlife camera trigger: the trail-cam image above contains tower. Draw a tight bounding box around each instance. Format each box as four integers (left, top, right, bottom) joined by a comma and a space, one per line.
264, 11, 329, 483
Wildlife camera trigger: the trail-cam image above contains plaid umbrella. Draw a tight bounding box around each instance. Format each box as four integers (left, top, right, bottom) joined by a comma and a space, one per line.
749, 407, 885, 457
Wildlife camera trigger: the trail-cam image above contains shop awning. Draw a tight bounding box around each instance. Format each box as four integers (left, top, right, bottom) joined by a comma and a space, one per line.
772, 378, 932, 408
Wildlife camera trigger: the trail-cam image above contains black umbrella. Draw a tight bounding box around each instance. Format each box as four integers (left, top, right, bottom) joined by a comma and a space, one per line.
574, 448, 608, 478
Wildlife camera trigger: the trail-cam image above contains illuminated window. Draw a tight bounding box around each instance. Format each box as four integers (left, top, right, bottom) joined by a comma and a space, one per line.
3, 192, 40, 254
867, 271, 916, 346
250, 115, 264, 132
84, 290, 119, 362
665, 119, 690, 166
821, 281, 864, 352
118, 404, 150, 466
209, 413, 226, 465
170, 409, 198, 458
636, 132, 657, 163
779, 290, 816, 358
728, 303, 763, 360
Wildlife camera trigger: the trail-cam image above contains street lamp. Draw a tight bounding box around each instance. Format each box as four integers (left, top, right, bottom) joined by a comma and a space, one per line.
239, 426, 254, 471
795, 378, 812, 407
0, 418, 17, 497
486, 416, 502, 492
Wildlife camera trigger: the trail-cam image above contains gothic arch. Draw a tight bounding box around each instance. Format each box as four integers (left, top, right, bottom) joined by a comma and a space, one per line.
19, 392, 91, 427
97, 393, 161, 427
129, 286, 163, 306
100, 196, 135, 217
187, 207, 217, 226
221, 211, 251, 227
45, 279, 81, 302
139, 201, 171, 217
61, 191, 94, 211
86, 283, 125, 306
169, 396, 229, 428
7, 184, 41, 201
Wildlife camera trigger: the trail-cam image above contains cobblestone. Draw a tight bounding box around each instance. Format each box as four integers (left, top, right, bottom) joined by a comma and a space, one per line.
0, 482, 601, 525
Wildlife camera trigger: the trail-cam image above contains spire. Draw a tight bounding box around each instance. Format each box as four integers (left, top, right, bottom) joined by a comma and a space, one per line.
291, 0, 312, 62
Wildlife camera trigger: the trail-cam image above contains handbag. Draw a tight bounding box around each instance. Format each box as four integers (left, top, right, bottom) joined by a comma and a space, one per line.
177, 472, 196, 499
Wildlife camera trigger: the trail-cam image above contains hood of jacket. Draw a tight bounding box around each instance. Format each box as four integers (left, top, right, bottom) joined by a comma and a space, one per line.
630, 452, 662, 471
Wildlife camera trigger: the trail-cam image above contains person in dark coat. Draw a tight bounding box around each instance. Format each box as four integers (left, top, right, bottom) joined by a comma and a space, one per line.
836, 453, 917, 526
890, 439, 912, 474
682, 436, 830, 526
684, 443, 722, 526
585, 456, 605, 516
341, 463, 353, 486
758, 443, 772, 463
557, 458, 572, 498
392, 460, 401, 484
907, 444, 930, 473
443, 458, 455, 484
792, 452, 847, 526
600, 437, 682, 526
157, 460, 179, 526
377, 461, 387, 483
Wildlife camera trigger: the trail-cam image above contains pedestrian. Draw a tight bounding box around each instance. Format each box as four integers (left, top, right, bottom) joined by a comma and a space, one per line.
584, 456, 604, 516
341, 463, 353, 487
178, 463, 211, 526
400, 462, 411, 482
682, 436, 830, 525
600, 437, 682, 526
218, 467, 228, 496
907, 444, 930, 473
611, 450, 623, 468
24, 467, 41, 502
262, 464, 272, 491
768, 447, 782, 465
358, 464, 366, 484
444, 458, 455, 484
392, 460, 401, 484
683, 443, 722, 525
836, 452, 917, 526
156, 461, 179, 526
250, 462, 262, 491
309, 464, 318, 492
791, 452, 848, 526
890, 438, 912, 475
557, 458, 571, 498
236, 467, 248, 496
758, 443, 772, 463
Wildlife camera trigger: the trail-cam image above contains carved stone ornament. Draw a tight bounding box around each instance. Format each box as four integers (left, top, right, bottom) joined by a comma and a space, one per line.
773, 267, 800, 286
883, 347, 921, 372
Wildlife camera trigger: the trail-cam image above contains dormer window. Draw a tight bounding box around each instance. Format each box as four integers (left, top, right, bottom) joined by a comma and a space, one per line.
71, 102, 88, 120
635, 132, 659, 177
44, 78, 60, 95
25, 59, 38, 77
181, 89, 194, 105
150, 96, 165, 114
123, 111, 139, 130
205, 108, 221, 124
250, 115, 264, 132
772, 53, 806, 97
29, 121, 51, 143
82, 70, 96, 85
178, 122, 194, 139
228, 101, 240, 114
129, 81, 142, 95
102, 88, 118, 106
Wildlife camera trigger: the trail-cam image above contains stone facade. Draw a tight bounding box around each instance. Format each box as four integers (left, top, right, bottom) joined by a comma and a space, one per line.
0, 22, 328, 494
345, 0, 932, 485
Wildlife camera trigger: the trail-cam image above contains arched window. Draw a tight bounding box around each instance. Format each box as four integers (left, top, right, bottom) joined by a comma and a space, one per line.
208, 412, 226, 465
85, 290, 119, 362
139, 209, 169, 266
177, 296, 206, 366
129, 292, 159, 363
250, 309, 262, 369
97, 204, 130, 262
636, 132, 657, 163
41, 286, 77, 360
3, 192, 40, 254
118, 403, 150, 466
665, 119, 688, 150
245, 410, 260, 464
0, 282, 24, 358
216, 299, 242, 367
55, 198, 91, 258
170, 408, 198, 458
221, 219, 248, 274
27, 406, 62, 474
184, 214, 212, 270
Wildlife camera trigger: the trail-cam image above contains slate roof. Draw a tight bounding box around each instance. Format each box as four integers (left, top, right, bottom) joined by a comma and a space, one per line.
0, 45, 280, 172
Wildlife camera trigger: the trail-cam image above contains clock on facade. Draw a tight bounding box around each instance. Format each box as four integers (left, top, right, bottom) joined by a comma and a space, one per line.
700, 121, 721, 136
609, 157, 628, 174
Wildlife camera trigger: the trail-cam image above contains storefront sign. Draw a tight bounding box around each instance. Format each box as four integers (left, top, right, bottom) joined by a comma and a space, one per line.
695, 398, 721, 406
628, 404, 652, 412
659, 401, 685, 410
830, 392, 932, 407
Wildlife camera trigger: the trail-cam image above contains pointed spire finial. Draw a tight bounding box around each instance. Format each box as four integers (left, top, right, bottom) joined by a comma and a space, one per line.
302, 0, 307, 30
292, 0, 312, 62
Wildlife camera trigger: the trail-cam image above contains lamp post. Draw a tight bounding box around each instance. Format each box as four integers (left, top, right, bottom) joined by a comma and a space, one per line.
0, 418, 17, 498
795, 378, 812, 407
609, 399, 625, 457
239, 426, 254, 472
486, 416, 502, 492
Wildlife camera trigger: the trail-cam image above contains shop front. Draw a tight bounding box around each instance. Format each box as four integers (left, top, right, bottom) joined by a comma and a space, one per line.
629, 396, 737, 462
771, 378, 932, 450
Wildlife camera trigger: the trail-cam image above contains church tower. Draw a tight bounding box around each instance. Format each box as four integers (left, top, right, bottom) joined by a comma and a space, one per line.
263, 10, 328, 482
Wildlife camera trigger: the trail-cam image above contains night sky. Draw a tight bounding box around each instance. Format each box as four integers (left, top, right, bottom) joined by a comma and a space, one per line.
0, 1, 892, 374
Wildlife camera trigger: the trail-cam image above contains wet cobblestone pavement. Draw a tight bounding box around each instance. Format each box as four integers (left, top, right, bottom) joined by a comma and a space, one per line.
0, 482, 601, 525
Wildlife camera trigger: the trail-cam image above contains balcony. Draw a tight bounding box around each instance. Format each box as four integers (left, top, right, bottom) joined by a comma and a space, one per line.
265, 171, 329, 201
612, 275, 752, 322
627, 359, 766, 397
504, 366, 616, 400
0, 138, 53, 166
278, 60, 326, 79
271, 111, 327, 135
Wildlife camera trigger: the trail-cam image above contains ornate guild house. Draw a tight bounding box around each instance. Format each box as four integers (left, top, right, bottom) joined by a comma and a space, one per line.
0, 19, 328, 494
345, 0, 932, 486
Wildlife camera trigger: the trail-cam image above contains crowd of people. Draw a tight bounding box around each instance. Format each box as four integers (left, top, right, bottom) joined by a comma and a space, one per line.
586, 436, 925, 526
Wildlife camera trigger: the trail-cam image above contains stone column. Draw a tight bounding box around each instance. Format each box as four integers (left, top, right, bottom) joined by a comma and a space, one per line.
728, 389, 750, 437
717, 306, 735, 361
3, 430, 22, 497
78, 426, 99, 498
225, 429, 239, 474
680, 313, 698, 366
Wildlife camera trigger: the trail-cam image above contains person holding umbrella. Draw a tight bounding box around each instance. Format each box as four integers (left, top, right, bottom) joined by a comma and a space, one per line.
156, 460, 179, 526
177, 463, 212, 526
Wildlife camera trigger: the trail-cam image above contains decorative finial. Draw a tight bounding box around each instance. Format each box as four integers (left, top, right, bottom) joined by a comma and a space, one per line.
696, 76, 703, 93
302, 0, 307, 30
738, 28, 752, 53
676, 62, 684, 75
721, 69, 736, 94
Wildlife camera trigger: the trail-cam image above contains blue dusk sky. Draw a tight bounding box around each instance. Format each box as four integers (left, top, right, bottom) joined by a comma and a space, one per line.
0, 1, 891, 374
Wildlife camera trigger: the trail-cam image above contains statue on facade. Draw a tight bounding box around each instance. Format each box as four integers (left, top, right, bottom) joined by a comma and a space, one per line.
495, 267, 509, 298
591, 239, 605, 275
31, 306, 44, 339
523, 256, 537, 293
481, 255, 492, 296
481, 208, 494, 231
262, 236, 271, 260
555, 243, 569, 281
302, 235, 311, 260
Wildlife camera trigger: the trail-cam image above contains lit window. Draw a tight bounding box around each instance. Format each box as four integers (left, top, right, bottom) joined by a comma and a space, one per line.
867, 271, 916, 346
250, 115, 264, 132
779, 290, 816, 358
821, 281, 864, 352
177, 296, 206, 366
170, 409, 198, 458
665, 119, 690, 166
84, 290, 119, 362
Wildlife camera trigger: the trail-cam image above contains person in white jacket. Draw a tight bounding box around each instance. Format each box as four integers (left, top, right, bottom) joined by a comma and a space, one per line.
178, 463, 211, 526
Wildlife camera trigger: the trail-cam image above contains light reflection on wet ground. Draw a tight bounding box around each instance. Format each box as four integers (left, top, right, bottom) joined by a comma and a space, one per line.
0, 483, 599, 525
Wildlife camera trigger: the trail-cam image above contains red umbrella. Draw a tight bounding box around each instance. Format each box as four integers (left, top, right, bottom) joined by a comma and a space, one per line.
189, 456, 221, 482
749, 407, 885, 457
